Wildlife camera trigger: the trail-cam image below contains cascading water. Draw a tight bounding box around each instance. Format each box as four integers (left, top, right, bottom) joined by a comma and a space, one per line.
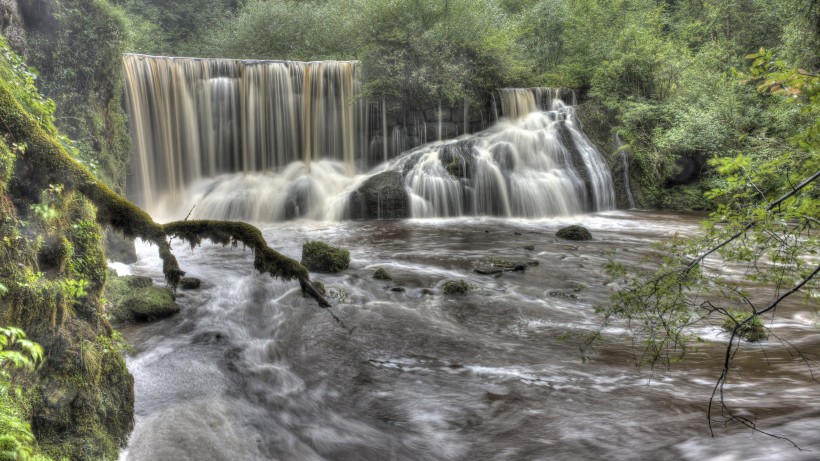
123, 54, 367, 217
383, 90, 615, 219
614, 134, 636, 209
123, 55, 614, 221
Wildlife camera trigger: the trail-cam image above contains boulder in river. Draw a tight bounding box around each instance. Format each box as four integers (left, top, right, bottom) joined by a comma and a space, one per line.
105, 275, 180, 323
301, 241, 350, 273
443, 280, 472, 295
373, 268, 393, 280
556, 225, 592, 241
348, 171, 410, 220
180, 277, 202, 290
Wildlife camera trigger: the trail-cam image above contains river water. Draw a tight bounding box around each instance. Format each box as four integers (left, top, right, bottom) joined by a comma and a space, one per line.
117, 211, 820, 461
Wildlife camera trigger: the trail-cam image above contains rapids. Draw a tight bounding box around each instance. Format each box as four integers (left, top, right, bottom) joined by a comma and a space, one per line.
117, 212, 820, 460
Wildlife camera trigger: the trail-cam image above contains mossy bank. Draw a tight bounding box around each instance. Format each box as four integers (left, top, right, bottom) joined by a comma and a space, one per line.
0, 37, 133, 460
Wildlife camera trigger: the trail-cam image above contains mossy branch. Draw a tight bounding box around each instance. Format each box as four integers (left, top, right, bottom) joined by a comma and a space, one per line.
0, 81, 329, 308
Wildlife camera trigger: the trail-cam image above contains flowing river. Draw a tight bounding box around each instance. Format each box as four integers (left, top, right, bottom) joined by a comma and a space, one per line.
116, 211, 820, 460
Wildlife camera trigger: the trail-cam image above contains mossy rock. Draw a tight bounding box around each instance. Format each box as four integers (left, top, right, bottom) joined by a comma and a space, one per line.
556, 225, 592, 241
443, 280, 472, 295
301, 241, 350, 273
120, 287, 179, 321
373, 268, 392, 280
106, 276, 179, 323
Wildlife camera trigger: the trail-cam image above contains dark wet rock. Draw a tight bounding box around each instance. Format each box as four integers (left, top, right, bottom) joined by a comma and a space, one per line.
474, 258, 537, 275
180, 277, 201, 290
548, 290, 578, 300
373, 268, 392, 280
348, 171, 410, 220
390, 286, 406, 292
311, 280, 326, 296
104, 230, 137, 264
301, 241, 350, 273
443, 280, 472, 295
475, 265, 504, 275
283, 176, 315, 220
439, 140, 476, 178
556, 121, 593, 210
556, 225, 592, 241
523, 245, 535, 251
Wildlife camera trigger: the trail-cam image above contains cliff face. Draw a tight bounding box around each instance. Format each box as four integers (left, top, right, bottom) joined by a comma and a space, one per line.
0, 2, 135, 458
0, 0, 26, 53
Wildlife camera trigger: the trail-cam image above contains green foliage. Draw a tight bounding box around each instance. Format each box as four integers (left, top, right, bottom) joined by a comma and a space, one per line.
592, 55, 819, 373
355, 0, 527, 109
0, 39, 136, 459
0, 327, 43, 372
23, 0, 132, 191
0, 38, 56, 134
0, 327, 49, 461
721, 309, 767, 342
113, 0, 240, 56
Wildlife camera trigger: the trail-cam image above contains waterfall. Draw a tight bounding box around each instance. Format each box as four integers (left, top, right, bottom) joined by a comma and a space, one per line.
123, 55, 614, 221
496, 87, 578, 119
614, 134, 636, 209
392, 105, 615, 219
123, 54, 367, 214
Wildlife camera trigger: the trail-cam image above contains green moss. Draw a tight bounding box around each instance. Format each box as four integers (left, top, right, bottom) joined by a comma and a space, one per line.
373, 268, 392, 280
443, 280, 473, 295
0, 39, 133, 460
301, 241, 350, 273
119, 287, 179, 322
556, 225, 593, 241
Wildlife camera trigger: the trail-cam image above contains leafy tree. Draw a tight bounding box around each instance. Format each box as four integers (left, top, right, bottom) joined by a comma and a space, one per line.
590, 53, 819, 441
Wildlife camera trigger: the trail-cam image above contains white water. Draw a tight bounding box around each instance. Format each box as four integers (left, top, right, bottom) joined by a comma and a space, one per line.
123, 55, 613, 222
123, 54, 365, 211
140, 101, 614, 222
118, 212, 820, 460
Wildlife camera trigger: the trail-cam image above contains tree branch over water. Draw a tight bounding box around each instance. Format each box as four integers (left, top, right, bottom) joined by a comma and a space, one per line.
0, 81, 330, 309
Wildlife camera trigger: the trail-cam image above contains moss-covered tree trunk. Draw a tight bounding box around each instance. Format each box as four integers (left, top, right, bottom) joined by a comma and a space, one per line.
0, 35, 327, 459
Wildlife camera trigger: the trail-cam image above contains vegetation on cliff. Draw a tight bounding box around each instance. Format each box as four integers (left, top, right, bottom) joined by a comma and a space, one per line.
0, 35, 328, 458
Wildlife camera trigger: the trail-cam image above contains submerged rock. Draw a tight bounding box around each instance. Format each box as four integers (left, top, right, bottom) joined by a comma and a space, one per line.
556, 225, 592, 241
443, 280, 472, 295
301, 241, 350, 273
547, 290, 578, 300
180, 277, 202, 290
373, 268, 393, 280
348, 171, 410, 220
474, 258, 536, 275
